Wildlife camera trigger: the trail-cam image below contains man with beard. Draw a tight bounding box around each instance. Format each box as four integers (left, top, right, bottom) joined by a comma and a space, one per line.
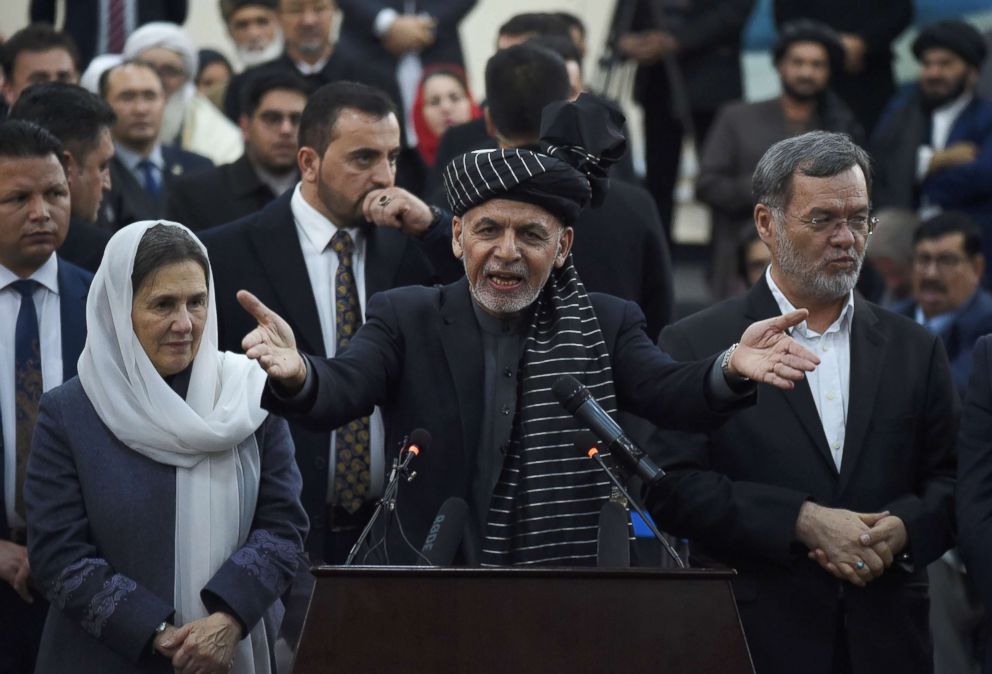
698, 20, 862, 299
235, 94, 820, 568
201, 81, 455, 563
167, 73, 309, 231
648, 131, 957, 674
220, 0, 285, 70
872, 20, 992, 279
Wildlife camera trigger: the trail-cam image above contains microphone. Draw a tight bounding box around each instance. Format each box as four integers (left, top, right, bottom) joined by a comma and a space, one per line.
344, 428, 431, 565
597, 499, 631, 568
573, 431, 685, 569
417, 497, 469, 566
552, 375, 664, 486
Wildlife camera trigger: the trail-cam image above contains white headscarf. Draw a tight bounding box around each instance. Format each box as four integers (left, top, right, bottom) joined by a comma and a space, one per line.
80, 53, 123, 94
77, 220, 270, 674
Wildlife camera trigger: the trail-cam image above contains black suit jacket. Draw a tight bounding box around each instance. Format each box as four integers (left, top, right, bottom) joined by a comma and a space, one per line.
29, 0, 188, 68
166, 154, 289, 231
58, 216, 111, 273
957, 335, 992, 674
336, 0, 476, 73
201, 190, 445, 558
101, 144, 213, 231
647, 275, 956, 674
264, 277, 743, 564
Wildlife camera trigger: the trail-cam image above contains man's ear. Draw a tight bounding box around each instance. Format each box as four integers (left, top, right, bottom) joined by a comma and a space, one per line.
754, 204, 776, 247
483, 107, 496, 139
451, 215, 464, 259
239, 114, 251, 142
554, 226, 574, 268
298, 147, 319, 184
63, 150, 77, 187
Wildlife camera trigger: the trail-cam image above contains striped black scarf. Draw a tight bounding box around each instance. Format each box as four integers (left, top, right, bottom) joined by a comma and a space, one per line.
480, 257, 618, 566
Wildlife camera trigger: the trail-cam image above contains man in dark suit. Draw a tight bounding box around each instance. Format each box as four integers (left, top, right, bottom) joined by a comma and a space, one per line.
9, 82, 117, 272
99, 61, 212, 230
0, 23, 80, 108
648, 131, 957, 674
0, 121, 91, 674
167, 73, 309, 231
618, 0, 755, 238
29, 0, 188, 69
237, 96, 820, 567
202, 81, 452, 563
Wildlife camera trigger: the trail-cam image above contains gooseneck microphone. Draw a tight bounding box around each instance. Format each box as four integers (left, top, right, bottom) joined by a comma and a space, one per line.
344, 429, 430, 566
552, 375, 665, 487
417, 497, 469, 566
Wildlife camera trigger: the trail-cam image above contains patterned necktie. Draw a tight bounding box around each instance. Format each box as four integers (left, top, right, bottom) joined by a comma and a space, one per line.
137, 159, 161, 201
12, 280, 42, 520
329, 230, 371, 513
106, 0, 126, 53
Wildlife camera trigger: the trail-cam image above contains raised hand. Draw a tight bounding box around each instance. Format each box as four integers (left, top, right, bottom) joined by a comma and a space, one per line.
362, 187, 435, 237
730, 309, 820, 389
237, 290, 307, 392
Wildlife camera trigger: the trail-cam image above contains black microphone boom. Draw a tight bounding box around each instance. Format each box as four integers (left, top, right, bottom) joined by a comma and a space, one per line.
552, 375, 664, 486
597, 499, 631, 568
417, 497, 469, 566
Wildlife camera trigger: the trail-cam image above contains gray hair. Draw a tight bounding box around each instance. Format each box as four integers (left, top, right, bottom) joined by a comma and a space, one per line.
752, 131, 872, 211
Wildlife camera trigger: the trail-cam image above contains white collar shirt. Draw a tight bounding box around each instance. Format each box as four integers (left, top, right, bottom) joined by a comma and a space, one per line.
766, 268, 855, 471
0, 255, 63, 528
290, 183, 385, 501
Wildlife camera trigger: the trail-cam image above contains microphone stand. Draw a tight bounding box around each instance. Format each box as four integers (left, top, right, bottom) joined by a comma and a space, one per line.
588, 449, 685, 569
344, 438, 419, 566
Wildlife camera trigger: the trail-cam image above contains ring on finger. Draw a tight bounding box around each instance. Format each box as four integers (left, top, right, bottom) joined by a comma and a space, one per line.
854, 558, 866, 571
378, 194, 392, 207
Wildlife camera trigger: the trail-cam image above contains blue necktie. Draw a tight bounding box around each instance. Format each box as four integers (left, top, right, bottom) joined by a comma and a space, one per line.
11, 280, 42, 520
137, 159, 161, 200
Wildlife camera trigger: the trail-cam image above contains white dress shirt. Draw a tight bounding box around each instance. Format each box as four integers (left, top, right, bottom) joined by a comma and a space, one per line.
767, 269, 854, 471
1, 256, 63, 529
290, 184, 386, 502
916, 92, 974, 219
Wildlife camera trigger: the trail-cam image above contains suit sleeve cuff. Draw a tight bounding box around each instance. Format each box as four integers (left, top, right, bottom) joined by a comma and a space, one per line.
917, 145, 934, 182
374, 8, 399, 36
706, 350, 756, 407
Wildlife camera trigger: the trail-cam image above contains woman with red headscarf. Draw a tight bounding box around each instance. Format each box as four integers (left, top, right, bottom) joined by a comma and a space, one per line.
412, 65, 481, 168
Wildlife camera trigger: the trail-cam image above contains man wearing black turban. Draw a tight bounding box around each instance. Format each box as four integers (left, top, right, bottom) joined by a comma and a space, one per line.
872, 19, 992, 284
237, 96, 822, 567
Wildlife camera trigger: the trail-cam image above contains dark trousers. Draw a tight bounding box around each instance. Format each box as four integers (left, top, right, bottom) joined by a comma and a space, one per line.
0, 581, 47, 674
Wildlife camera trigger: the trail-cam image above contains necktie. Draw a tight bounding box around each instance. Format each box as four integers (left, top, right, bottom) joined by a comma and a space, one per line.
137, 159, 161, 201
12, 280, 42, 520
329, 230, 371, 513
106, 0, 126, 53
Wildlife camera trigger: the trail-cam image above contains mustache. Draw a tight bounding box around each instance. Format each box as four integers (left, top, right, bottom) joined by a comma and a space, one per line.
919, 280, 946, 293
484, 263, 529, 279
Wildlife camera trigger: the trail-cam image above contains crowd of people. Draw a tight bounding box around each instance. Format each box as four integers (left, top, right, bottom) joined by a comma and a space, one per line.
1, 1, 991, 673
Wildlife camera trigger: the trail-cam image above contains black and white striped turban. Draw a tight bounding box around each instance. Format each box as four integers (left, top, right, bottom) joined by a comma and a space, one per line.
442, 147, 592, 226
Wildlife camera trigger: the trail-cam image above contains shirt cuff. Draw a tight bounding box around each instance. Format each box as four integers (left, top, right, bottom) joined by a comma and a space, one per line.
708, 349, 756, 403
374, 8, 399, 37
916, 145, 934, 182
266, 355, 314, 403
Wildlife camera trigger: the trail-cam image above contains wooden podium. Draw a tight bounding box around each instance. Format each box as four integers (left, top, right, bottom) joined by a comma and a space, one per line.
292, 566, 754, 673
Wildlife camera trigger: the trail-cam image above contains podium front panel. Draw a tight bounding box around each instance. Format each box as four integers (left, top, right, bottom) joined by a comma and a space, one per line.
294, 567, 753, 674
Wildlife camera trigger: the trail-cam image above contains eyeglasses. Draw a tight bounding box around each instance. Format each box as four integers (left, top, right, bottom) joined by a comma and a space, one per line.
913, 253, 967, 272
257, 110, 302, 128
778, 210, 877, 237
137, 60, 186, 80
281, 1, 333, 15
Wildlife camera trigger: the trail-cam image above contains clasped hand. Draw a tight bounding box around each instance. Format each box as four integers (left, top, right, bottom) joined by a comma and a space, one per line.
154, 612, 242, 674
796, 502, 908, 587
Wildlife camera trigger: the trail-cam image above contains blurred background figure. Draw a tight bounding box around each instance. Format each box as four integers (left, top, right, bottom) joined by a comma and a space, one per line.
195, 47, 234, 110
866, 208, 919, 312
219, 0, 284, 69
123, 21, 243, 164
0, 23, 79, 109
28, 0, 187, 69
736, 229, 771, 290
774, 0, 912, 136
411, 64, 479, 169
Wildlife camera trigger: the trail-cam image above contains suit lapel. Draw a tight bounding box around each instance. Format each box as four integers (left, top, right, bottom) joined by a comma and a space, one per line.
745, 277, 837, 474
57, 260, 89, 380
838, 298, 886, 491
247, 195, 326, 356
438, 278, 485, 461
364, 226, 405, 300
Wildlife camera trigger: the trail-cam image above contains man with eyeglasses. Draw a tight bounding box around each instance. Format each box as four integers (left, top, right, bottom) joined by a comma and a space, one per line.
167, 73, 310, 231
648, 131, 957, 674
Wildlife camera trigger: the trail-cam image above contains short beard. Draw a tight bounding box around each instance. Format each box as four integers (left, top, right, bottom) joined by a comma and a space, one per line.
462, 231, 558, 316
774, 218, 862, 301
238, 32, 284, 68
781, 79, 824, 103
920, 74, 969, 111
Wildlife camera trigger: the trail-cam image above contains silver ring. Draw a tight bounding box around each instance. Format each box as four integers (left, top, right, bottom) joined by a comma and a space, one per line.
855, 559, 866, 571
377, 195, 392, 208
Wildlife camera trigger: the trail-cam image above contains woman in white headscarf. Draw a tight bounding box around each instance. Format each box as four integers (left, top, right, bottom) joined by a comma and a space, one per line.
124, 23, 244, 165
25, 221, 307, 674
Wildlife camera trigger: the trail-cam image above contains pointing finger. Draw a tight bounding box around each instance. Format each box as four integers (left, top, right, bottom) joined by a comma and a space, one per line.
237, 290, 276, 327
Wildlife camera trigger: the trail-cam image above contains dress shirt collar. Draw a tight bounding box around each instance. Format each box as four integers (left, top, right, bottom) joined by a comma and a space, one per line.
114, 142, 164, 171
0, 254, 60, 295
293, 53, 330, 75
913, 291, 973, 336
289, 182, 362, 253
931, 91, 973, 124
765, 267, 854, 338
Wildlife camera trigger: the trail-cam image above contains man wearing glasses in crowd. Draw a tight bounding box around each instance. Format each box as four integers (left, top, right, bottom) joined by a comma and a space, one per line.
648, 131, 957, 674
168, 73, 310, 231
